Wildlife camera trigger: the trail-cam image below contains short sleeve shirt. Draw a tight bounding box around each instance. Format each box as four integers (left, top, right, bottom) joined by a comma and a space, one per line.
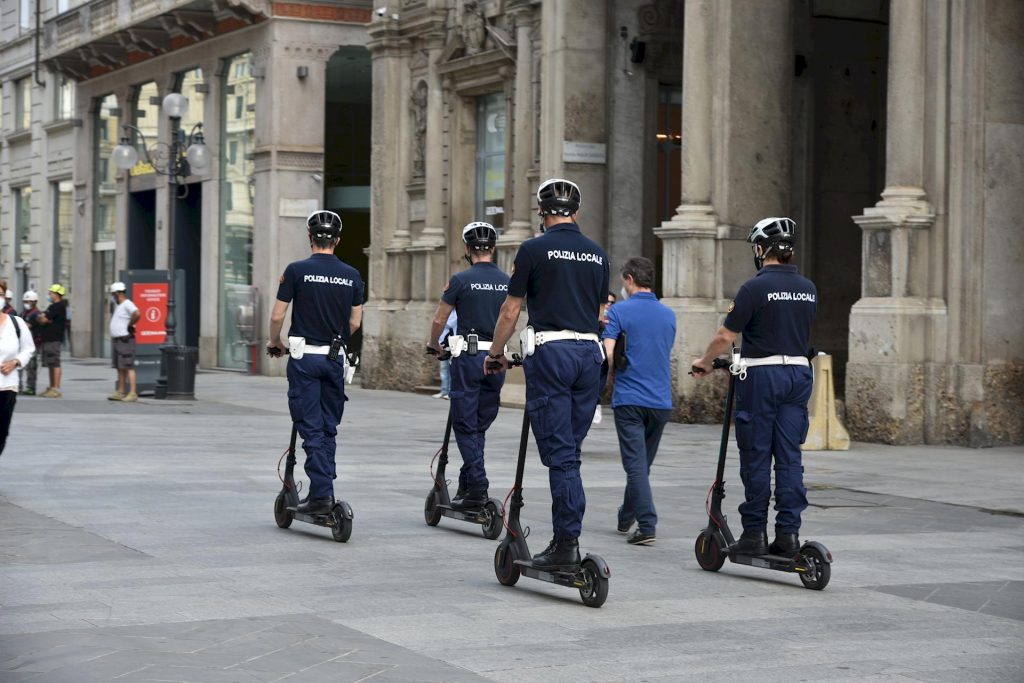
276, 254, 365, 345
441, 262, 509, 340
722, 264, 817, 358
507, 223, 610, 333
109, 299, 139, 338
40, 299, 68, 343
601, 292, 676, 409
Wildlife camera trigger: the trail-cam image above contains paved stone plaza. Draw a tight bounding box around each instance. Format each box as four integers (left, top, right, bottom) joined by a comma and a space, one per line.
0, 359, 1021, 682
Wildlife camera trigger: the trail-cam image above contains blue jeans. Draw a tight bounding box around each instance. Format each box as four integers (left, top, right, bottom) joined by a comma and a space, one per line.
439, 358, 451, 396
286, 354, 347, 499
523, 341, 604, 541
614, 405, 671, 534
733, 366, 812, 533
448, 354, 504, 493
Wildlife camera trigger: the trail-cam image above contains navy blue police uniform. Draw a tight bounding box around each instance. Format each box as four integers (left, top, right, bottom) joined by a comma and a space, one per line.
722, 264, 816, 535
508, 223, 610, 541
442, 262, 510, 497
276, 254, 364, 500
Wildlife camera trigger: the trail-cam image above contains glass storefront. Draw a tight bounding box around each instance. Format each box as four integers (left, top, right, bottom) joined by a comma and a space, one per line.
218, 53, 256, 368
132, 81, 160, 150
177, 68, 205, 136
475, 93, 505, 230
15, 186, 32, 265
93, 94, 120, 356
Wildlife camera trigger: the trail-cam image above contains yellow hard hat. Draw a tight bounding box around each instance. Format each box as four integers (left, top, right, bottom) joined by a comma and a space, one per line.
48, 283, 67, 297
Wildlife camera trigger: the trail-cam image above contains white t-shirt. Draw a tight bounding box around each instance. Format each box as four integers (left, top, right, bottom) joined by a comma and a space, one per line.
110, 299, 139, 338
0, 315, 35, 392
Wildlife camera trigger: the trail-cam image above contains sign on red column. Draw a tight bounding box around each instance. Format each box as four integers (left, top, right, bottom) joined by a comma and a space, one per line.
132, 282, 168, 345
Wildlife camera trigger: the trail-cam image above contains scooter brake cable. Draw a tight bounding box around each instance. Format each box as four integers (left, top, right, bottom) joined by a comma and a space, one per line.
706, 480, 722, 528
501, 487, 519, 537
429, 446, 444, 488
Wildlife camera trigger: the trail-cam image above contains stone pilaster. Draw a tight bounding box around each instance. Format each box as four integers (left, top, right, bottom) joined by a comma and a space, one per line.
848, 0, 943, 443
505, 1, 536, 242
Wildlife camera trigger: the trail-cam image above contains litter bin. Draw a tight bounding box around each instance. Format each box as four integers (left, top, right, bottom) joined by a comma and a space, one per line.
160, 345, 198, 400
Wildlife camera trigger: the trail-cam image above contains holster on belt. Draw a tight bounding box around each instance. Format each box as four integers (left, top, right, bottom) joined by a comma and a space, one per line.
287, 336, 306, 359
519, 326, 536, 357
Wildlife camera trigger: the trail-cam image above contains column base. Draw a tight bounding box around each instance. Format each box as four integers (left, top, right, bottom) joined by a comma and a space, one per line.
661, 297, 731, 424
360, 300, 438, 391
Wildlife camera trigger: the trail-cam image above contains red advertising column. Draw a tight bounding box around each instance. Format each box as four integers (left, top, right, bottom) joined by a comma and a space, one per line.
133, 282, 168, 345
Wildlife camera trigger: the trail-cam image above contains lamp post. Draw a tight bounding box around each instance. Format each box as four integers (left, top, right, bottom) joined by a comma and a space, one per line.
112, 92, 210, 399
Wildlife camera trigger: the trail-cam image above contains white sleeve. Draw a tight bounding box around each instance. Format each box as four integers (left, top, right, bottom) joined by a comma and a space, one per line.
126, 299, 139, 315
15, 317, 35, 369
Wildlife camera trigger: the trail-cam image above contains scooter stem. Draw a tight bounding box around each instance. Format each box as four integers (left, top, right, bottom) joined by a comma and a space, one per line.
714, 363, 736, 486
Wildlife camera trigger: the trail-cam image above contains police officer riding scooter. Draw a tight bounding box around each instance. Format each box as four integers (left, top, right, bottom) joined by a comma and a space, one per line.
691, 216, 816, 557
487, 178, 610, 571
426, 221, 510, 511
267, 209, 364, 518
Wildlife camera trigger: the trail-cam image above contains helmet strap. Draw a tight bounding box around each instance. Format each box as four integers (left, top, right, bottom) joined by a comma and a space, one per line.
752, 244, 766, 271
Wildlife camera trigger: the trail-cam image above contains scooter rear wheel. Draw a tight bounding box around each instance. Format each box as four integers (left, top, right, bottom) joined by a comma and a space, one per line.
331, 504, 353, 543
481, 501, 503, 540
424, 491, 442, 526
694, 532, 726, 571
494, 543, 520, 586
274, 493, 293, 529
798, 546, 830, 590
579, 558, 609, 608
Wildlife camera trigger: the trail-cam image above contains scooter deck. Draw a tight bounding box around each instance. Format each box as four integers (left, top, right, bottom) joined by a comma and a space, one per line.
729, 551, 802, 571
438, 504, 489, 523
513, 559, 588, 586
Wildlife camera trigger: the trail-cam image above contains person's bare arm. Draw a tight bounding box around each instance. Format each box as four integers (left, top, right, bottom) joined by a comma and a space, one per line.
484, 296, 524, 374
602, 337, 616, 383
691, 325, 738, 377
427, 301, 454, 353
267, 300, 289, 351
349, 305, 363, 335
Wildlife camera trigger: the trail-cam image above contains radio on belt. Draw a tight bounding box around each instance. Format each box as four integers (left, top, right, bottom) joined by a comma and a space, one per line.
467, 332, 479, 356
328, 334, 344, 361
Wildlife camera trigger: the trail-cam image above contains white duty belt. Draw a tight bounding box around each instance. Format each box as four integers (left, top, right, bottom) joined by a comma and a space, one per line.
287, 336, 356, 384
520, 326, 601, 358
730, 354, 809, 381
447, 335, 506, 358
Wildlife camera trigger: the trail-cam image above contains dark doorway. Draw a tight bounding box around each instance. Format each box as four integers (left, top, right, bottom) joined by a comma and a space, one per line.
174, 183, 202, 348
800, 2, 888, 395
128, 189, 156, 269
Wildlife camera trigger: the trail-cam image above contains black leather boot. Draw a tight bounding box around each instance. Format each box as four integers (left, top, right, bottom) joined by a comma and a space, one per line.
451, 489, 487, 509
732, 529, 769, 556
769, 532, 800, 555
531, 538, 581, 570
296, 497, 334, 515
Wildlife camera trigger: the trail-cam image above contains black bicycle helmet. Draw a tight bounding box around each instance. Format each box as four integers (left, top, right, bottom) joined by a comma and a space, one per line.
747, 217, 796, 270
537, 178, 581, 216
462, 221, 497, 250
307, 209, 343, 239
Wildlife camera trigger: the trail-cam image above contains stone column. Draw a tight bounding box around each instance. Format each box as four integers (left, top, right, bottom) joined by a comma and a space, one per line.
504, 2, 535, 242
415, 28, 446, 244
848, 0, 940, 444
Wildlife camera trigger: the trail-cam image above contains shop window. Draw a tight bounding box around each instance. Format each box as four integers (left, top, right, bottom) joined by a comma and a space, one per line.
176, 68, 206, 135
94, 94, 120, 242
14, 186, 32, 263
132, 81, 159, 148
15, 77, 32, 131
475, 92, 506, 231
53, 181, 74, 288
55, 78, 75, 121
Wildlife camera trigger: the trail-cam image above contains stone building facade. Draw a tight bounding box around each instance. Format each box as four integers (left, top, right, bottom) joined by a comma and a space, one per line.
27, 0, 373, 370
363, 0, 1023, 446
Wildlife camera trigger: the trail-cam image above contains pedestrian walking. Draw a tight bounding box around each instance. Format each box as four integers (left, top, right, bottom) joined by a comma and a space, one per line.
0, 298, 35, 456
433, 309, 457, 399
600, 257, 675, 545
2, 290, 16, 317
428, 222, 509, 509
37, 284, 68, 398
691, 217, 816, 557
108, 282, 140, 402
19, 291, 43, 396
486, 178, 610, 569
267, 210, 364, 515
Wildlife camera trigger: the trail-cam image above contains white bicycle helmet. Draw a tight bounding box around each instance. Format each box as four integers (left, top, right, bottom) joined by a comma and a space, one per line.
462, 221, 497, 250
747, 217, 796, 270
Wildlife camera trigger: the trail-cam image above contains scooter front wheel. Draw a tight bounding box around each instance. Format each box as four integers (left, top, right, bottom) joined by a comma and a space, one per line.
424, 491, 442, 526
798, 546, 831, 590
579, 558, 609, 608
694, 532, 726, 571
274, 494, 293, 529
331, 503, 353, 543
481, 500, 503, 540
494, 543, 520, 586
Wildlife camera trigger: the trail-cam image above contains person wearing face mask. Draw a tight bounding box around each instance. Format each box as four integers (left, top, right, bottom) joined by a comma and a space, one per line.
37, 284, 68, 398
108, 282, 140, 402
19, 292, 43, 396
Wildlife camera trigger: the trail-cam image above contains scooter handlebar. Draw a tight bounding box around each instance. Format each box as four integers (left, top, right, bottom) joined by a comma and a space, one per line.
266, 346, 289, 358
689, 357, 731, 375
486, 353, 523, 370
425, 346, 452, 361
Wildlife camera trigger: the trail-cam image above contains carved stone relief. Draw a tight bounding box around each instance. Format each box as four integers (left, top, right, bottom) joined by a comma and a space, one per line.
411, 79, 428, 178
637, 0, 683, 82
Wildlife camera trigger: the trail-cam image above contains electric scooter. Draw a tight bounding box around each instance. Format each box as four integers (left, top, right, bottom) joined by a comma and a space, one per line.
267, 347, 354, 542
491, 357, 611, 607
691, 355, 831, 589
422, 347, 504, 538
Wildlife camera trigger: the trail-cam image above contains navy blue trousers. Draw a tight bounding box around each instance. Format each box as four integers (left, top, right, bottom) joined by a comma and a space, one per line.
733, 365, 812, 534
287, 354, 347, 499
449, 354, 505, 494
614, 405, 671, 534
523, 341, 604, 541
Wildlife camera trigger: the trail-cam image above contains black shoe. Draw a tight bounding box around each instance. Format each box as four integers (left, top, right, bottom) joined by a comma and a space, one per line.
617, 519, 634, 534
296, 497, 334, 515
531, 538, 581, 570
769, 532, 800, 555
451, 490, 487, 509
732, 529, 769, 556
627, 529, 656, 545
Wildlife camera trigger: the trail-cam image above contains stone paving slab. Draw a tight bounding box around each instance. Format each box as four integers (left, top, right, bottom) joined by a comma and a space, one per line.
0, 359, 1022, 681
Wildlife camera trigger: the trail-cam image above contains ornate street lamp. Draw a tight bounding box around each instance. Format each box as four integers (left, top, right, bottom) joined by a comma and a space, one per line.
112, 91, 209, 399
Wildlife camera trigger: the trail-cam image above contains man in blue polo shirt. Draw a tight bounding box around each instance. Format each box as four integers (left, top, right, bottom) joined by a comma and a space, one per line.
601, 257, 675, 546
268, 210, 364, 516
486, 178, 609, 570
